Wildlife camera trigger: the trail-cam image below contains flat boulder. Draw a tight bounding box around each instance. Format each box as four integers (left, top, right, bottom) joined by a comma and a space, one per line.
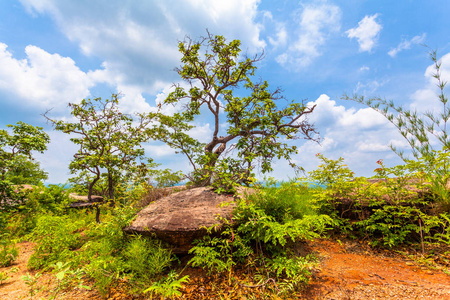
125, 187, 254, 253
69, 193, 103, 208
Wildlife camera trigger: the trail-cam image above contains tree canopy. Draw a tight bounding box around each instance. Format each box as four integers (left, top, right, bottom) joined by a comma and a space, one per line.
0, 121, 49, 182
152, 33, 318, 188
45, 94, 155, 200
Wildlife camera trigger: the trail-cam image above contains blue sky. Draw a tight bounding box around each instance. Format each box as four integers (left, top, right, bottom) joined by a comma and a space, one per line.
1, 0, 450, 183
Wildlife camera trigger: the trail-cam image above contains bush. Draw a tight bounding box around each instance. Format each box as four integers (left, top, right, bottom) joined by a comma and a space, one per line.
189, 181, 331, 294
0, 234, 18, 267
309, 154, 450, 248
251, 179, 317, 223
28, 214, 87, 269
123, 235, 173, 282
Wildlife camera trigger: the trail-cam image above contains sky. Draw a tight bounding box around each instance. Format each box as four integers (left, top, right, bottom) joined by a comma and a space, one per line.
1, 0, 450, 184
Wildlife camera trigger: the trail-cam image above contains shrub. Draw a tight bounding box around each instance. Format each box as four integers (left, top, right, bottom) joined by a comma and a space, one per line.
123, 235, 173, 282
189, 181, 331, 293
0, 235, 18, 267
28, 214, 86, 269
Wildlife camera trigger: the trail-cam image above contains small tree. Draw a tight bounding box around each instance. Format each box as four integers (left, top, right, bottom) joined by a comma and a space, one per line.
0, 122, 49, 202
0, 122, 49, 181
45, 94, 155, 202
5, 154, 48, 185
152, 33, 318, 188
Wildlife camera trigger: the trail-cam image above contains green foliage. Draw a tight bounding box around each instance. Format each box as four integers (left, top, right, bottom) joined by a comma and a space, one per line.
123, 235, 174, 282
28, 214, 86, 270
0, 122, 49, 208
22, 271, 42, 299
0, 121, 49, 179
252, 180, 317, 223
189, 182, 331, 293
45, 94, 155, 200
146, 168, 184, 188
5, 154, 48, 185
309, 154, 450, 248
144, 270, 189, 299
152, 32, 318, 187
3, 185, 72, 238
0, 270, 9, 285
49, 262, 90, 299
193, 155, 255, 194
0, 234, 18, 267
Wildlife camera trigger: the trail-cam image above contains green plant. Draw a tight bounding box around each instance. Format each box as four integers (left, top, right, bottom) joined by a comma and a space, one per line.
0, 235, 18, 267
151, 32, 318, 187
144, 270, 189, 299
0, 121, 49, 182
28, 214, 86, 270
0, 271, 9, 285
22, 272, 42, 299
49, 262, 90, 299
45, 94, 156, 201
122, 235, 174, 282
189, 182, 331, 293
5, 154, 48, 185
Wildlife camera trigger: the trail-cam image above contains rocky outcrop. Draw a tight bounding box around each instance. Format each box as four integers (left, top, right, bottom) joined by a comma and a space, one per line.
69, 193, 104, 208
124, 187, 254, 253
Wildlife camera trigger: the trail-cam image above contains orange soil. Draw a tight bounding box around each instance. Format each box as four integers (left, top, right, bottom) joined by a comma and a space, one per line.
1, 239, 449, 299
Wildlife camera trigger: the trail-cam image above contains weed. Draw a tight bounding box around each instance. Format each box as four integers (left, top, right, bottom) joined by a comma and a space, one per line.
144, 270, 189, 299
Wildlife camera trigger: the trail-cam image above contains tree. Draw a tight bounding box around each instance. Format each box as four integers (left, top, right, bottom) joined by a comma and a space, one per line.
0, 122, 49, 203
5, 154, 48, 185
45, 94, 154, 201
0, 122, 49, 182
152, 33, 318, 188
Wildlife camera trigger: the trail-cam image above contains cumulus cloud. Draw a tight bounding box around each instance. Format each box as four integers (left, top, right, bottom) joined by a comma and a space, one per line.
0, 43, 97, 112
388, 33, 426, 57
20, 0, 265, 91
276, 2, 342, 69
269, 94, 405, 179
346, 14, 382, 52
410, 52, 450, 113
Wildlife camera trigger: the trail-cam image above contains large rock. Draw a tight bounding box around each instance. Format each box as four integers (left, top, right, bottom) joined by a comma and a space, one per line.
69, 193, 104, 208
124, 187, 254, 253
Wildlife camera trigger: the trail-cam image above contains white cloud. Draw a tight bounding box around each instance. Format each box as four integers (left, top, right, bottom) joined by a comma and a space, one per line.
354, 79, 386, 94
34, 130, 77, 184
0, 43, 96, 112
388, 33, 426, 57
410, 52, 450, 113
20, 0, 265, 91
346, 14, 382, 52
271, 94, 405, 179
359, 66, 370, 72
276, 2, 342, 69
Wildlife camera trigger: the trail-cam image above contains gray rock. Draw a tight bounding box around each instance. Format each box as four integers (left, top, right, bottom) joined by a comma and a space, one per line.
69, 193, 103, 208
124, 187, 254, 253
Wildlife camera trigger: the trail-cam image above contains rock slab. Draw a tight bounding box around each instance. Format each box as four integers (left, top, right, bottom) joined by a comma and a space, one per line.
124, 187, 240, 253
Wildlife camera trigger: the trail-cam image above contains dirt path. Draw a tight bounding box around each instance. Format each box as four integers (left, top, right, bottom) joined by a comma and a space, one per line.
1, 239, 450, 299
303, 239, 450, 299
0, 242, 41, 300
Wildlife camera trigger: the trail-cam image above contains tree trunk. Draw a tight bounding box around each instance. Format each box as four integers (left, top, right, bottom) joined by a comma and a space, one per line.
107, 170, 115, 206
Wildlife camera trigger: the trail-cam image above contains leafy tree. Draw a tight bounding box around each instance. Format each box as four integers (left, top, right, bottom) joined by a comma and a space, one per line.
0, 121, 49, 181
5, 154, 48, 185
152, 33, 318, 187
0, 122, 49, 205
45, 94, 155, 201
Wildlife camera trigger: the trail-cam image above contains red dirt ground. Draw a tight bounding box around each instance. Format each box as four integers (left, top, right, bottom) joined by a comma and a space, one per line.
1, 239, 449, 299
